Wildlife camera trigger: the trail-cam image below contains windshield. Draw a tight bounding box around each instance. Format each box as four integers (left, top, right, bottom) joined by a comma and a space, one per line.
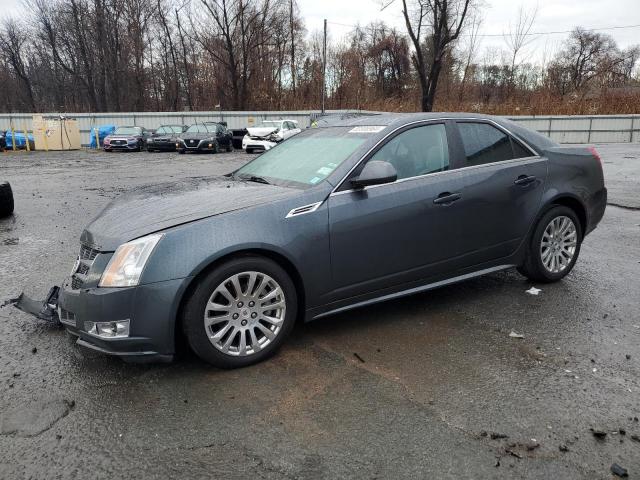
162, 125, 183, 134
235, 127, 370, 188
186, 124, 212, 133
114, 126, 141, 135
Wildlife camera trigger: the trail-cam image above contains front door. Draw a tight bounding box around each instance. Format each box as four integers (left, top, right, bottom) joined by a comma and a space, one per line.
327, 122, 470, 302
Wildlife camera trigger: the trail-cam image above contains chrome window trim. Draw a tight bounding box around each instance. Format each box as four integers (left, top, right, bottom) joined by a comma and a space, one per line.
329, 117, 540, 197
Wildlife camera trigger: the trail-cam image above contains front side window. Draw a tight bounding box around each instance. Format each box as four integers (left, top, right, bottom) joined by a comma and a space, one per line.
235, 127, 369, 188
368, 124, 449, 180
458, 122, 522, 166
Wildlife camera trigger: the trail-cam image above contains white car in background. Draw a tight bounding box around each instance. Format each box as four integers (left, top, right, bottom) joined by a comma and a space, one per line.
242, 120, 301, 153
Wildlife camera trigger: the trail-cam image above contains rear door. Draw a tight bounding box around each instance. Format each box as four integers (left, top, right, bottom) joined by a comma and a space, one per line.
327, 121, 470, 301
453, 120, 548, 262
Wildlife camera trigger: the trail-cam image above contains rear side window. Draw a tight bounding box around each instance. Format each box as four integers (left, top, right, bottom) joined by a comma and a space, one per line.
369, 124, 449, 180
458, 122, 535, 164
458, 122, 514, 166
512, 139, 533, 158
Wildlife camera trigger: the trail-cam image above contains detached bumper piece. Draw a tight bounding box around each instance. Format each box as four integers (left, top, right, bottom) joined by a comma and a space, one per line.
5, 286, 61, 325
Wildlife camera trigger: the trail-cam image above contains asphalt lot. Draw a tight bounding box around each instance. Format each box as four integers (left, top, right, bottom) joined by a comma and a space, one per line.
0, 145, 638, 479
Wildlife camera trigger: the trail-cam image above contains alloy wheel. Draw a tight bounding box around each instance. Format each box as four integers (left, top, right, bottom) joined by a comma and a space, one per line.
204, 271, 286, 356
540, 215, 577, 273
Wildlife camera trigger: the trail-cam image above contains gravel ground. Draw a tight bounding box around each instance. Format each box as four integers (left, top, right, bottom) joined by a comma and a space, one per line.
0, 145, 638, 479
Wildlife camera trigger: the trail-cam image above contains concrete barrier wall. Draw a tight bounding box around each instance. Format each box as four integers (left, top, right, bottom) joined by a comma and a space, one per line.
1, 111, 639, 146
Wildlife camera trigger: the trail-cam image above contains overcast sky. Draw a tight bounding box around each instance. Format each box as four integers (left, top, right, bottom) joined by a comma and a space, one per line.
2, 0, 639, 62
300, 0, 640, 62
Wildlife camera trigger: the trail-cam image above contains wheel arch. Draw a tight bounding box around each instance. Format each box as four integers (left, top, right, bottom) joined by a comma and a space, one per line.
545, 194, 587, 235
173, 247, 306, 353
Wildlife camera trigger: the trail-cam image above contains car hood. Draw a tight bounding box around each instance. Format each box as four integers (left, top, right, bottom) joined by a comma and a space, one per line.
80, 177, 298, 251
247, 127, 279, 137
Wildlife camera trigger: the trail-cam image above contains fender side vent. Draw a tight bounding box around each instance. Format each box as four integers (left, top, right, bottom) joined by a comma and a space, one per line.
286, 202, 322, 218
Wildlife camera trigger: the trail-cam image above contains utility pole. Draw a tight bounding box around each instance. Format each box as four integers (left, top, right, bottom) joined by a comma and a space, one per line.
322, 18, 327, 115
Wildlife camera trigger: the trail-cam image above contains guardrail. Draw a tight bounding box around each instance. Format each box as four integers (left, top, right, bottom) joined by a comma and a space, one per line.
1, 111, 639, 146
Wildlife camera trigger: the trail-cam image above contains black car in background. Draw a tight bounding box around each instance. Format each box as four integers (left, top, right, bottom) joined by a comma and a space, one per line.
104, 126, 151, 152
146, 125, 186, 152
176, 122, 233, 154
0, 131, 5, 151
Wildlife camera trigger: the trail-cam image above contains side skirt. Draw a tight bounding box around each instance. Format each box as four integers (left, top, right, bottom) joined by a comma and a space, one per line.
310, 264, 514, 321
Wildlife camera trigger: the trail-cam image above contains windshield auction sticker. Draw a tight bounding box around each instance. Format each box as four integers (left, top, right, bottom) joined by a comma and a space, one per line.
348, 126, 385, 133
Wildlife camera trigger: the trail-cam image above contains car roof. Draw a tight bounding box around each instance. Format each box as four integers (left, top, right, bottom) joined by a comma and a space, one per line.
313, 112, 558, 151
314, 112, 503, 127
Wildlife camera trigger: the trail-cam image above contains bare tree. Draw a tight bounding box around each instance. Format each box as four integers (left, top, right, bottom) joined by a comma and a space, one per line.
0, 19, 37, 111
402, 0, 473, 111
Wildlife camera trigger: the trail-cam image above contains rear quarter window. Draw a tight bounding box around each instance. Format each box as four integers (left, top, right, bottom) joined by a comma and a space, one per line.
458, 122, 513, 166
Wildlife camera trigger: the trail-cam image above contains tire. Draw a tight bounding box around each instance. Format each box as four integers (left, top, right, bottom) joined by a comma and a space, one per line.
0, 181, 14, 217
182, 256, 297, 368
178, 149, 185, 155
211, 141, 219, 154
226, 143, 233, 152
246, 148, 253, 154
517, 205, 582, 283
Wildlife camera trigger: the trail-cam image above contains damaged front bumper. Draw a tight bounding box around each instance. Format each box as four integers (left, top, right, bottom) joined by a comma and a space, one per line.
242, 136, 281, 152
7, 276, 182, 363
8, 286, 61, 324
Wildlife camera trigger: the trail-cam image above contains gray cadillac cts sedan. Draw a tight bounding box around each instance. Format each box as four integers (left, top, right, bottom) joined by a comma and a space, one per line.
22, 113, 607, 368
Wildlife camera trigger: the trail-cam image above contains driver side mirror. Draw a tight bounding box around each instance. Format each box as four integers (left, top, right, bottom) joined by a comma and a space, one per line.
350, 160, 397, 189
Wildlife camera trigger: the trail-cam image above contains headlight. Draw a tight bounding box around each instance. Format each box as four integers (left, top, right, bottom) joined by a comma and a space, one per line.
99, 234, 163, 287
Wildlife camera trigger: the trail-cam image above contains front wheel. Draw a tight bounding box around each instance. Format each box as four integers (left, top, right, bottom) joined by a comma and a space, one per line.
518, 205, 582, 283
182, 256, 297, 368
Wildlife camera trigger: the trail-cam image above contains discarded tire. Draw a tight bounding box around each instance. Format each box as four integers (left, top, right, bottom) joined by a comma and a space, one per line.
0, 181, 14, 217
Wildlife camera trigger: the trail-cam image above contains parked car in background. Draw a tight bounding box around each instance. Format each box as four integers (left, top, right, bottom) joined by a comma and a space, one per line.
0, 181, 14, 217
146, 125, 186, 152
242, 119, 301, 153
176, 122, 233, 154
0, 131, 6, 151
104, 126, 151, 152
19, 113, 606, 369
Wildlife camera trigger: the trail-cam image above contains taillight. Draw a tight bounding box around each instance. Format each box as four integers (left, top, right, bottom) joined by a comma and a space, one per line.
588, 146, 601, 164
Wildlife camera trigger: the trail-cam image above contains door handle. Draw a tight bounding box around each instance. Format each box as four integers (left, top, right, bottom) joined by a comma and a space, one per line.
514, 175, 536, 186
433, 192, 462, 205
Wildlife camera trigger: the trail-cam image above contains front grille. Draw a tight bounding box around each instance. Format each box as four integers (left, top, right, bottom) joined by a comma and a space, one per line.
71, 276, 84, 290
71, 243, 100, 290
76, 263, 90, 275
80, 244, 99, 261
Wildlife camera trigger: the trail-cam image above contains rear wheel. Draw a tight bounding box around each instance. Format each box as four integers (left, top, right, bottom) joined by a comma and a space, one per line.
182, 256, 297, 368
518, 205, 582, 283
0, 181, 14, 217
246, 148, 253, 154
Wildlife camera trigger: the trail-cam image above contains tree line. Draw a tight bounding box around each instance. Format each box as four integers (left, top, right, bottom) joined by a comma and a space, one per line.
1, 0, 639, 115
